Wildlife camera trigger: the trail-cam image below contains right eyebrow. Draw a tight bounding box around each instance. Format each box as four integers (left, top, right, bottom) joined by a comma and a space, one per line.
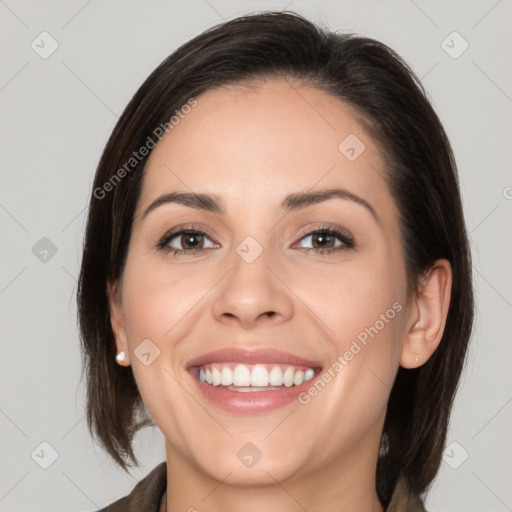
141, 192, 224, 220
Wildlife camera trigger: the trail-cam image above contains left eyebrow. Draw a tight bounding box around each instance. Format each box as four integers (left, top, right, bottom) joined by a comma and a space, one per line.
281, 187, 380, 226
141, 187, 380, 225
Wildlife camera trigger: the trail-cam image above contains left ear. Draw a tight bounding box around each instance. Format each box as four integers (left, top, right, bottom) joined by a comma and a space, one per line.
107, 278, 131, 366
401, 259, 452, 368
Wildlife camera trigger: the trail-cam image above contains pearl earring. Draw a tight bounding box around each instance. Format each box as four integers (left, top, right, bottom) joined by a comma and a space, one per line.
116, 351, 126, 364
415, 353, 420, 363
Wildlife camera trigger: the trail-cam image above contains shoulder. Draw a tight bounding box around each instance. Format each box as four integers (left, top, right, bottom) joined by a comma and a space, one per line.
385, 472, 428, 512
95, 462, 167, 512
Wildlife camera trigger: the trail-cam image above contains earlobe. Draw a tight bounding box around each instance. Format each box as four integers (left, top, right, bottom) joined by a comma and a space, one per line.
107, 279, 131, 366
400, 259, 452, 369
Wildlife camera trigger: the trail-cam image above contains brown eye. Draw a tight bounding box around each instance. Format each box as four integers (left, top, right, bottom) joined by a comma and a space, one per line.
296, 227, 355, 254
157, 229, 216, 254
178, 232, 206, 250
309, 232, 337, 249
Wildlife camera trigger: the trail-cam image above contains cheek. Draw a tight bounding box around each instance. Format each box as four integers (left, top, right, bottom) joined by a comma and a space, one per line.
118, 260, 210, 448
290, 254, 406, 424
294, 253, 404, 348
121, 258, 211, 344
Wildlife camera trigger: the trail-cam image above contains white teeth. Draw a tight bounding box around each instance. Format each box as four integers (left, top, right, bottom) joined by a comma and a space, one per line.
269, 365, 284, 386
220, 367, 233, 386
233, 364, 251, 386
250, 365, 269, 387
197, 363, 317, 388
283, 367, 295, 387
304, 368, 315, 381
293, 370, 305, 386
211, 367, 221, 386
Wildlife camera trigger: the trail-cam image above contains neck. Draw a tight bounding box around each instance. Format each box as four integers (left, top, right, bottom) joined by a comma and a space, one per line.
163, 441, 385, 512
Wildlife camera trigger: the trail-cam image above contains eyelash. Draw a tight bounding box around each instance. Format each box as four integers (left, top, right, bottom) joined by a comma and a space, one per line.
156, 225, 355, 257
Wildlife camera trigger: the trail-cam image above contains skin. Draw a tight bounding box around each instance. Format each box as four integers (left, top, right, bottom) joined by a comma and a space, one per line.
108, 79, 452, 512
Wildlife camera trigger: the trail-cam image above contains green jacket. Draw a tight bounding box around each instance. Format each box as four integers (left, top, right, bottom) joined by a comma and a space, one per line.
97, 462, 427, 511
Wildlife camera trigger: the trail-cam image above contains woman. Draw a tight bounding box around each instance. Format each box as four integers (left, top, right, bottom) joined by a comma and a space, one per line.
78, 11, 474, 512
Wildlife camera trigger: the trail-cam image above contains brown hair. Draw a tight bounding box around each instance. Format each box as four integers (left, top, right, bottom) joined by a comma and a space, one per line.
77, 11, 474, 506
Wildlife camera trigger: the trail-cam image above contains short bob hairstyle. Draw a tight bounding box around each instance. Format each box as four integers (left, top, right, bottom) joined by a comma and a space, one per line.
77, 10, 474, 505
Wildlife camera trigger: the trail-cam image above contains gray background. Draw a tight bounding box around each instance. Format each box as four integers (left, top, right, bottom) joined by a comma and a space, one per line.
1, 0, 511, 510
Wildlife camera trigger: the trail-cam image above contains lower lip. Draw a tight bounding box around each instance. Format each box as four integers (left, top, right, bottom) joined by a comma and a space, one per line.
190, 372, 320, 415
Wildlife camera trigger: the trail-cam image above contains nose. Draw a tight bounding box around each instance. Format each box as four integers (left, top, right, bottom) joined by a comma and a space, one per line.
211, 248, 294, 329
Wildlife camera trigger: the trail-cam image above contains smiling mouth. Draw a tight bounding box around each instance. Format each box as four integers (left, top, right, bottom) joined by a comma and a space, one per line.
186, 347, 323, 413
191, 362, 319, 392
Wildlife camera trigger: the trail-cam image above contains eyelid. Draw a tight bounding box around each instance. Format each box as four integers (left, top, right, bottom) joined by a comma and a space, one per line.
159, 223, 217, 241
295, 223, 353, 240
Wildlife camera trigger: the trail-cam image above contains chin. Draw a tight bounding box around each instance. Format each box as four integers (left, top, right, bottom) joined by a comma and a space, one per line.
192, 447, 306, 487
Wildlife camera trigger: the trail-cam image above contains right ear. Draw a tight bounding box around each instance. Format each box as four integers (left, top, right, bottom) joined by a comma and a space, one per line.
107, 279, 130, 366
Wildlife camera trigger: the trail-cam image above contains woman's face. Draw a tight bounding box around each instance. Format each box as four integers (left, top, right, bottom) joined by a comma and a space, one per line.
110, 80, 416, 485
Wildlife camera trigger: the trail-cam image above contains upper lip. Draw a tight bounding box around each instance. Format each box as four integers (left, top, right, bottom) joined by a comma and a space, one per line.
186, 347, 322, 369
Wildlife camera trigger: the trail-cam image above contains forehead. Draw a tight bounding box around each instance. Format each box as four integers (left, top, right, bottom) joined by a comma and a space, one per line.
137, 80, 394, 223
